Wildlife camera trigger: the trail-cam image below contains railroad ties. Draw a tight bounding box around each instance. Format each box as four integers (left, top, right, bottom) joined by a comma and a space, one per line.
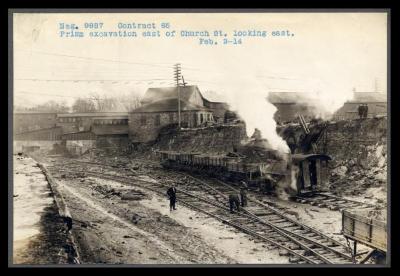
49, 159, 354, 264
295, 193, 377, 211
170, 172, 354, 264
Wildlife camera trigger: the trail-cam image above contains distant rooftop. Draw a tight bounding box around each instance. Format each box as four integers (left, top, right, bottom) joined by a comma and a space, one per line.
58, 112, 128, 117
14, 111, 58, 114
349, 92, 387, 103
267, 92, 313, 104
201, 91, 227, 103
131, 98, 211, 113
141, 85, 203, 104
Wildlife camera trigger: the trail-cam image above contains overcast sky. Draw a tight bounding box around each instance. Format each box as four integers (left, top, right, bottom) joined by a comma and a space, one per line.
13, 12, 387, 111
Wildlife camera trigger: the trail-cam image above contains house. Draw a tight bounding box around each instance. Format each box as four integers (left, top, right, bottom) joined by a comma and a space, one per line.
129, 86, 216, 143
267, 92, 316, 123
333, 92, 387, 120
202, 99, 230, 123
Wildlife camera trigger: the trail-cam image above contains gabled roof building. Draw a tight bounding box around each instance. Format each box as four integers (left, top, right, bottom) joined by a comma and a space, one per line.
129, 85, 218, 143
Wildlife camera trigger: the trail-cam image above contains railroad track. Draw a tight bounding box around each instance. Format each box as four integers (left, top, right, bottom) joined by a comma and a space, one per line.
50, 158, 378, 211
210, 176, 379, 212
163, 170, 354, 263
294, 193, 378, 211
48, 162, 354, 264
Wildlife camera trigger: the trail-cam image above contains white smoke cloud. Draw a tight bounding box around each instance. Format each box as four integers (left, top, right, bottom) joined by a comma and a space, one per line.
213, 72, 290, 153
264, 78, 356, 121
303, 83, 355, 119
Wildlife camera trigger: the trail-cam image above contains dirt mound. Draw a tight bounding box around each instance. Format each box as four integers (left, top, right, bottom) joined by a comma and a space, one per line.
326, 119, 387, 202
149, 123, 247, 155
329, 141, 387, 197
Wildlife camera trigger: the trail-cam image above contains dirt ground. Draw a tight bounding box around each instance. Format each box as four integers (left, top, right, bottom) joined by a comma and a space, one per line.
16, 152, 383, 264
13, 155, 72, 264
53, 173, 289, 264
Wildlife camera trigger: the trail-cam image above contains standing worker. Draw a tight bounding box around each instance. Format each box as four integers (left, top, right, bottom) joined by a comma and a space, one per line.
167, 185, 177, 211
228, 193, 240, 213
358, 104, 363, 119
240, 187, 247, 207
364, 104, 369, 118
64, 217, 73, 233
239, 181, 248, 207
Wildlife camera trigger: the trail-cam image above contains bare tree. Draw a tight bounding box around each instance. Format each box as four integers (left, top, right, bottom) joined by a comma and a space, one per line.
72, 98, 96, 113
90, 93, 122, 112
18, 100, 70, 113
90, 93, 104, 111
117, 91, 142, 112
101, 97, 118, 111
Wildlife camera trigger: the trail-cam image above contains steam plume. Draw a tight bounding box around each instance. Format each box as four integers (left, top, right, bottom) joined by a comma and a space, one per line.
213, 72, 290, 153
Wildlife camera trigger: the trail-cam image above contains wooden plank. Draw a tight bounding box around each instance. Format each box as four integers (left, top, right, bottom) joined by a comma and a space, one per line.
316, 159, 321, 187
302, 161, 310, 189
342, 210, 387, 252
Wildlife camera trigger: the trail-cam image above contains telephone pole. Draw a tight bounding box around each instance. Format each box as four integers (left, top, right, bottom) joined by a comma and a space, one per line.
174, 63, 182, 128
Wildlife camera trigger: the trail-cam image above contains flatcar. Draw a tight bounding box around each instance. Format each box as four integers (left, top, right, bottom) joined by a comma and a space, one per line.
156, 150, 331, 197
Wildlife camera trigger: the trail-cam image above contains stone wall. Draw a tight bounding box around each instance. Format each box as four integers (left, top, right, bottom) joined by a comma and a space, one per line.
150, 123, 247, 154
322, 118, 387, 165
129, 111, 213, 143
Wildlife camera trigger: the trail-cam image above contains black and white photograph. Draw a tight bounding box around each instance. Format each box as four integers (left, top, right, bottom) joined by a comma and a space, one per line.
9, 10, 390, 266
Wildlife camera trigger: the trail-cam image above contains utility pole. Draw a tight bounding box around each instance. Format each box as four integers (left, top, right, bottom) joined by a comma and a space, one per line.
182, 75, 187, 87
174, 63, 182, 128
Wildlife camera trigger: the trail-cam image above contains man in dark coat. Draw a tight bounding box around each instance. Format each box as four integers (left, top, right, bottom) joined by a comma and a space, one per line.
239, 181, 248, 207
64, 216, 73, 233
240, 188, 247, 207
167, 185, 177, 211
364, 104, 369, 118
358, 104, 364, 119
229, 193, 240, 213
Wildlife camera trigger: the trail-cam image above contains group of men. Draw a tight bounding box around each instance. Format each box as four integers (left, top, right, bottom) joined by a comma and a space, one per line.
166, 181, 248, 213
358, 104, 369, 119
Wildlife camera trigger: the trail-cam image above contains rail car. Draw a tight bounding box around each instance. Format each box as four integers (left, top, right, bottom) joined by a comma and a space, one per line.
342, 210, 387, 264
156, 150, 331, 196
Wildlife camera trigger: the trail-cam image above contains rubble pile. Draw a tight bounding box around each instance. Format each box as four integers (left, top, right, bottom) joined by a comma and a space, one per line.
326, 119, 387, 201
329, 142, 387, 195
86, 180, 150, 201
83, 148, 128, 158
47, 143, 72, 157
